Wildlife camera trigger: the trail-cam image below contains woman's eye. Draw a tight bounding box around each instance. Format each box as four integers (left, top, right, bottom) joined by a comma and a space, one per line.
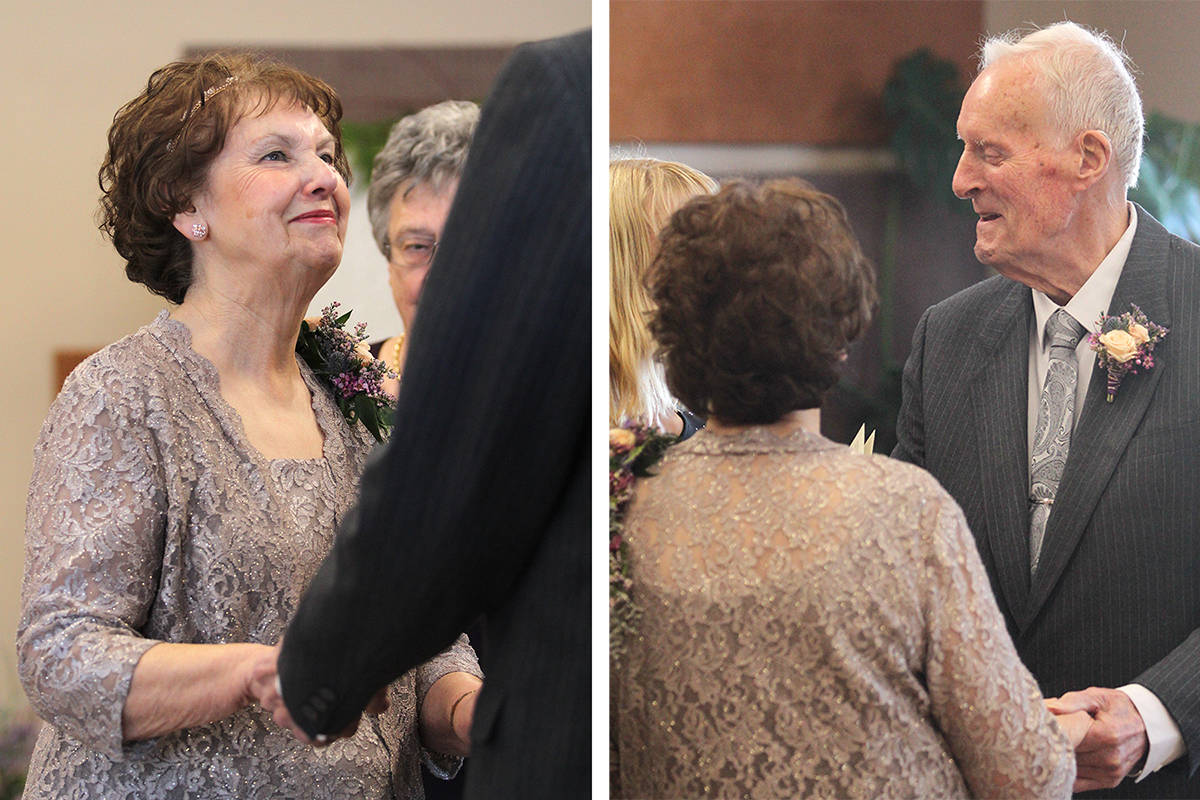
402, 242, 431, 253
320, 153, 335, 165
262, 150, 287, 162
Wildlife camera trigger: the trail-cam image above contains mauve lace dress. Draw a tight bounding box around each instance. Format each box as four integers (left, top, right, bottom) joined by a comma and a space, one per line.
18, 312, 480, 799
612, 427, 1076, 799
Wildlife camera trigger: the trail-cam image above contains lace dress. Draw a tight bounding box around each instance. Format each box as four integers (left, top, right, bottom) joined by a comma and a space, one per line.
612, 427, 1075, 799
17, 312, 481, 799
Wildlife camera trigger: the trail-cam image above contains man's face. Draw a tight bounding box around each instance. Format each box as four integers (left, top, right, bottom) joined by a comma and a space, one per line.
952, 59, 1080, 282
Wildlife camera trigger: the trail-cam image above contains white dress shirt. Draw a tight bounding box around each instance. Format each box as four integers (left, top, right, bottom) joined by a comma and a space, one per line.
1025, 204, 1184, 779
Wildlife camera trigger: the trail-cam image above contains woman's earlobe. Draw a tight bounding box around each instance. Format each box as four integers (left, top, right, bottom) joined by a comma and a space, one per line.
171, 207, 206, 240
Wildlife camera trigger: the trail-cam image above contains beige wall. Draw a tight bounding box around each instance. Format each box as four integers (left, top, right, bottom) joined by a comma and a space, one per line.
985, 0, 1200, 123
0, 0, 587, 710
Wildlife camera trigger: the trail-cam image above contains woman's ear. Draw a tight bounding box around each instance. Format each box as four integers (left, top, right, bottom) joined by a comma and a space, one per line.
172, 205, 208, 241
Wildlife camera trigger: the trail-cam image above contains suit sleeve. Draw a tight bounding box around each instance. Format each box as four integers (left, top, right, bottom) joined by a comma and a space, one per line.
892, 306, 931, 467
1137, 631, 1200, 775
277, 32, 591, 737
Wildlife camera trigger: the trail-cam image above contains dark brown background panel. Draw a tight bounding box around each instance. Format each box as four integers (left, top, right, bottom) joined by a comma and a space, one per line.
185, 46, 514, 120
611, 0, 983, 145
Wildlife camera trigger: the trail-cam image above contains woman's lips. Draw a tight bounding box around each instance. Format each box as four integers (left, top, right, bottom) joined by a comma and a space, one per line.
291, 210, 337, 223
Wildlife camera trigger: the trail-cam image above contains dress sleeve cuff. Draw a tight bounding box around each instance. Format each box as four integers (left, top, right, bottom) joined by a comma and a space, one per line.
1118, 683, 1186, 780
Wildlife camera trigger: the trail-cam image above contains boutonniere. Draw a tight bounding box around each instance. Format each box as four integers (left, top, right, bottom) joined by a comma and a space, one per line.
1087, 303, 1168, 402
609, 422, 675, 665
296, 302, 396, 442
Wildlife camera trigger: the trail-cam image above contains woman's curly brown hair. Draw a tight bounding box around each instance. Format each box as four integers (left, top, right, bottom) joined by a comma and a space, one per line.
98, 52, 350, 304
647, 179, 877, 425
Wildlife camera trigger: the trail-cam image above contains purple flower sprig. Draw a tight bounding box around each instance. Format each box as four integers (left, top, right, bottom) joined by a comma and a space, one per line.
609, 421, 676, 664
1086, 303, 1168, 402
296, 302, 396, 442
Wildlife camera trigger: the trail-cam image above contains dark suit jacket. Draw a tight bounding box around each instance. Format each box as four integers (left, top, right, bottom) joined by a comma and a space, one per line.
278, 30, 590, 799
894, 205, 1200, 798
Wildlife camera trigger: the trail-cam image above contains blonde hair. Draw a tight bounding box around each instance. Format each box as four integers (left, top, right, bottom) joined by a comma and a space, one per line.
610, 158, 718, 425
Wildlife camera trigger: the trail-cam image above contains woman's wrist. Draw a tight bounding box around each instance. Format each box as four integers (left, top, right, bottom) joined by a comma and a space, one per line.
449, 688, 478, 744
419, 671, 482, 757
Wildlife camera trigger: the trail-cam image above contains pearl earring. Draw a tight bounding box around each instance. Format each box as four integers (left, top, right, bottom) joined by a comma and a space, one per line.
191, 222, 208, 240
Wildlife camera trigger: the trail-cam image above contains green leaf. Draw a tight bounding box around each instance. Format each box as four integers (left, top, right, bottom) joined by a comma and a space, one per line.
353, 394, 383, 443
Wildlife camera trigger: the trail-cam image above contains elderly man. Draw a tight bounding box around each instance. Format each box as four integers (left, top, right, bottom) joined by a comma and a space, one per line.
894, 21, 1200, 798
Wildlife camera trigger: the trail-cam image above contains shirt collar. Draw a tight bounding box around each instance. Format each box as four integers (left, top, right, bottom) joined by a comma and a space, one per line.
1032, 202, 1137, 348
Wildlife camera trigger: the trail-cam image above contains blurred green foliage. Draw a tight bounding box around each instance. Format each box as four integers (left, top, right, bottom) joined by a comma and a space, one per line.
341, 118, 404, 188
1131, 112, 1200, 244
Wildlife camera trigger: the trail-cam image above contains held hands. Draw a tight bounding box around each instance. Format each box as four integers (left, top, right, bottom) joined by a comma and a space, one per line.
243, 643, 388, 747
1045, 687, 1149, 793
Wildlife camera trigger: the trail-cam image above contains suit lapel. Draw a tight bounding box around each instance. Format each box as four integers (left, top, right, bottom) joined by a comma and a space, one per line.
1022, 206, 1173, 628
971, 281, 1034, 620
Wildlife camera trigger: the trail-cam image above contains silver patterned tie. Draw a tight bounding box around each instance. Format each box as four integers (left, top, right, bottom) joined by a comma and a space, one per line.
1029, 308, 1088, 575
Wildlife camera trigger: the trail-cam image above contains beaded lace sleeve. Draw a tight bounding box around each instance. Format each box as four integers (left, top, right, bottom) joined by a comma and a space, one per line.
920, 490, 1076, 798
17, 367, 167, 759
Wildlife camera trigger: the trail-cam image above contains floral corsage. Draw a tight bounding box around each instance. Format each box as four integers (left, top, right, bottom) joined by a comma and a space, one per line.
296, 302, 396, 442
609, 422, 675, 664
1087, 303, 1168, 402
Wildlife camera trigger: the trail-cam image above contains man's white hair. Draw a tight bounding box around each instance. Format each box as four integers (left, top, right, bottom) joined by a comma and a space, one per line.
981, 21, 1143, 189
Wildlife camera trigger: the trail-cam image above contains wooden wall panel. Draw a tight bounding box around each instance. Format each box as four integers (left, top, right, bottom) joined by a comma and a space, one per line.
612, 0, 983, 145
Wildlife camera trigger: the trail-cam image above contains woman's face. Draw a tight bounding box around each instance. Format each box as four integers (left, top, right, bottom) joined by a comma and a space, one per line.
385, 179, 458, 329
186, 101, 350, 290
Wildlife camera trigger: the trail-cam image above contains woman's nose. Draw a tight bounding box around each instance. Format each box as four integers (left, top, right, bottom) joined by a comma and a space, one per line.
304, 154, 340, 196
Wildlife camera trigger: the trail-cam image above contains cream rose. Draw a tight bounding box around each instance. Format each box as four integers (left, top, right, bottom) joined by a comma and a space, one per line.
1099, 329, 1139, 362
1128, 322, 1150, 345
610, 428, 637, 451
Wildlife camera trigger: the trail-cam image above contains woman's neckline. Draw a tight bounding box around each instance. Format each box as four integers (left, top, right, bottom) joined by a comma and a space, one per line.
154, 311, 334, 466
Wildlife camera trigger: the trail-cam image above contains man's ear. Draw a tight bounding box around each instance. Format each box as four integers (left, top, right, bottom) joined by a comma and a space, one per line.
1076, 129, 1114, 187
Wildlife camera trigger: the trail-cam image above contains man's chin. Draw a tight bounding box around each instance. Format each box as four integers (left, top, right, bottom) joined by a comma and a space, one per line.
973, 242, 997, 266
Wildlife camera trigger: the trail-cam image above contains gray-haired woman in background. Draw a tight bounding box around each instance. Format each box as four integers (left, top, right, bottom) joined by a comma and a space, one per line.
366, 100, 479, 396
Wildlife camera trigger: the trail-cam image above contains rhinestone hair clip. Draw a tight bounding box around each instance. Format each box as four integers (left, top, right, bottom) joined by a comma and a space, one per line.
166, 75, 239, 153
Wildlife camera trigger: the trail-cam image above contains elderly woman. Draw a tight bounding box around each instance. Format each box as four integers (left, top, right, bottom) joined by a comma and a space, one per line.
609, 157, 716, 437
612, 180, 1087, 798
366, 100, 479, 394
17, 53, 481, 798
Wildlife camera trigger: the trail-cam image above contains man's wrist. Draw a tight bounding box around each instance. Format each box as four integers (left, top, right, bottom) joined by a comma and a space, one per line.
1118, 684, 1185, 780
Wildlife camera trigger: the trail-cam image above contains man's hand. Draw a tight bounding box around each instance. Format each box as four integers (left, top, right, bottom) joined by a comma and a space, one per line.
243, 644, 317, 744
244, 643, 388, 746
1046, 702, 1094, 748
1046, 687, 1149, 792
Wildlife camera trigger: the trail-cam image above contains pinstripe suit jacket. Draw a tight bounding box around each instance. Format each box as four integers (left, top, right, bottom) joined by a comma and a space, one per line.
894, 205, 1200, 798
278, 31, 591, 799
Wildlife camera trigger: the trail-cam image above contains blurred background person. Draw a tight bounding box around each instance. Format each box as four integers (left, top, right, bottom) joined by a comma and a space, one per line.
609, 157, 716, 437
17, 52, 480, 799
367, 100, 480, 397
611, 179, 1086, 799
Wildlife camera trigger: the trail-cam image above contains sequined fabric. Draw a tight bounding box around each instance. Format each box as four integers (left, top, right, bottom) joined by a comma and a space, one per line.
612, 427, 1075, 799
18, 312, 480, 799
